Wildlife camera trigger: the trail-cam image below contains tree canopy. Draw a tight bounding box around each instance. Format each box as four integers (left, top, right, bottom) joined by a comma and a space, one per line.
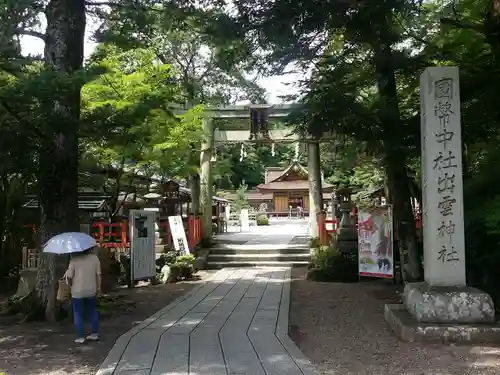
3, 0, 500, 313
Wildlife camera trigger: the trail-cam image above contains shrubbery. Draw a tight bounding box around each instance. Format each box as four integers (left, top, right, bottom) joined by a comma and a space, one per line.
307, 245, 358, 282
156, 251, 196, 283
256, 214, 269, 226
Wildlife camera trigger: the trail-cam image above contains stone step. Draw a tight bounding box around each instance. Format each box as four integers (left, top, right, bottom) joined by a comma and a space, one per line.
206, 259, 310, 269
209, 246, 310, 255
208, 252, 310, 263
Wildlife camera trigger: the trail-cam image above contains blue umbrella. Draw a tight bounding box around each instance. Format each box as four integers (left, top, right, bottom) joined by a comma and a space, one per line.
43, 232, 97, 255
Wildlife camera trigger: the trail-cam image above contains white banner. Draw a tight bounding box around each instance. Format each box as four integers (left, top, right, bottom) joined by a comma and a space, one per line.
357, 205, 394, 279
168, 215, 190, 254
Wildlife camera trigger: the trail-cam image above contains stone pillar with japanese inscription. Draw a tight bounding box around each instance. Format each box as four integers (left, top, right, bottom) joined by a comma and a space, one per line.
402, 67, 495, 325
420, 66, 465, 286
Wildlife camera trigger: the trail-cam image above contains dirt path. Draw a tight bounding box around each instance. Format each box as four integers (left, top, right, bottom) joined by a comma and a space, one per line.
0, 271, 213, 375
289, 267, 500, 375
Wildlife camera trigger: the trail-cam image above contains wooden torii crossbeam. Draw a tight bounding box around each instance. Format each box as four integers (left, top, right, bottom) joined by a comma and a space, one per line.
169, 104, 303, 143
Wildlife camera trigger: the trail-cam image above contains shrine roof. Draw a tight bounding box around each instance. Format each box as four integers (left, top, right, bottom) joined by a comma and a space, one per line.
23, 196, 110, 211
256, 180, 334, 192
265, 160, 309, 184
264, 167, 286, 184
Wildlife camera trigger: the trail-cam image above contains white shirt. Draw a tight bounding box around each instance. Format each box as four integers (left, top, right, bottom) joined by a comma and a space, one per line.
65, 253, 101, 298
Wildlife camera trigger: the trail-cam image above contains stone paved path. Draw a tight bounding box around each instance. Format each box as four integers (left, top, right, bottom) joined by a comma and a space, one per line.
96, 267, 318, 375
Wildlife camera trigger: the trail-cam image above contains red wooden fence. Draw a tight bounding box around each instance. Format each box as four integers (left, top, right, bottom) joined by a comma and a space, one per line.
89, 214, 203, 250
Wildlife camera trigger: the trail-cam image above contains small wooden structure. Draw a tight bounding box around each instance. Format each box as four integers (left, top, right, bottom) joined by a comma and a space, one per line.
21, 192, 112, 269
237, 160, 334, 216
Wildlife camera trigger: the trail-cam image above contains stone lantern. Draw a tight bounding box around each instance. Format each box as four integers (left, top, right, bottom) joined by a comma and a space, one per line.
335, 187, 357, 252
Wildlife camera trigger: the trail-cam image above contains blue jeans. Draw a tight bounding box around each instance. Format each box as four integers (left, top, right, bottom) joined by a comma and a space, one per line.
72, 297, 99, 338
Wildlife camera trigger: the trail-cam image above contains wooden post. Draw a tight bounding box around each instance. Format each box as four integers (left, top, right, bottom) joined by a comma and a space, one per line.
188, 215, 194, 248
308, 140, 323, 238
317, 212, 328, 245
200, 118, 214, 239
120, 221, 128, 246
97, 222, 104, 247
190, 174, 201, 214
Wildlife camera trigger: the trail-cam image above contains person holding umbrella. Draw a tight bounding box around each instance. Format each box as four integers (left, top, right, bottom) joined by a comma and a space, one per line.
44, 232, 102, 344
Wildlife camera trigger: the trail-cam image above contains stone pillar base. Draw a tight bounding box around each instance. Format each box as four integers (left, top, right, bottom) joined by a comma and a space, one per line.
385, 282, 500, 345
404, 282, 495, 324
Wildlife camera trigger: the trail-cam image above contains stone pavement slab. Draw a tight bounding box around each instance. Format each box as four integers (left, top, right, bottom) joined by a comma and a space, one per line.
96, 267, 319, 375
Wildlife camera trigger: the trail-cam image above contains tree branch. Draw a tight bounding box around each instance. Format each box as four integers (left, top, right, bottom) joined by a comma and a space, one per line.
15, 29, 45, 41
0, 99, 45, 139
84, 0, 163, 13
440, 17, 485, 34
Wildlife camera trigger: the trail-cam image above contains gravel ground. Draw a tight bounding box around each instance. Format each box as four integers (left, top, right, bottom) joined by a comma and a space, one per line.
289, 267, 500, 375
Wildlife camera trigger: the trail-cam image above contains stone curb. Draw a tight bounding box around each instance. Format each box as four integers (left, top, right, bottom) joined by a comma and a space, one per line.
276, 268, 320, 375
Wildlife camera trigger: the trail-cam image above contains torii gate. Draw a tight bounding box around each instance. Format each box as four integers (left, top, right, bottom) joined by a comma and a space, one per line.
170, 104, 327, 241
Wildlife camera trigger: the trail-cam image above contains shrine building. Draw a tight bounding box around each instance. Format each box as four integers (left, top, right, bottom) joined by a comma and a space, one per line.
245, 160, 334, 216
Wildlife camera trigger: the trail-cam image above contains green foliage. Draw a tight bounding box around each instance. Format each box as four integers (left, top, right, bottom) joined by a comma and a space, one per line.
232, 183, 250, 213
175, 254, 196, 278
213, 142, 298, 190
155, 251, 177, 273
256, 214, 269, 226
309, 237, 321, 249
97, 4, 265, 104
82, 45, 204, 184
175, 254, 196, 265
307, 246, 358, 283
4, 0, 500, 307
462, 142, 500, 305
309, 246, 333, 269
156, 252, 196, 282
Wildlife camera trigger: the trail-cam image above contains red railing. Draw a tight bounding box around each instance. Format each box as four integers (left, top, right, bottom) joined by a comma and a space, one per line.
188, 215, 203, 248
92, 221, 128, 248
90, 214, 203, 250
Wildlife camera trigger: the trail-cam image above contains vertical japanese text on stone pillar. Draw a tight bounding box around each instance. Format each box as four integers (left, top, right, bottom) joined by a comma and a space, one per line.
433, 78, 459, 263
420, 67, 466, 286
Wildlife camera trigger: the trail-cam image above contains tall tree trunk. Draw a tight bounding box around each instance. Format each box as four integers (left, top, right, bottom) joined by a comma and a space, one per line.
35, 0, 86, 321
0, 175, 8, 273
372, 38, 422, 283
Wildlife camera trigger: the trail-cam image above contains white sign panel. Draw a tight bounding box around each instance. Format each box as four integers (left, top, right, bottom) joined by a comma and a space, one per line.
420, 67, 465, 286
168, 215, 190, 254
240, 209, 249, 231
129, 210, 156, 281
